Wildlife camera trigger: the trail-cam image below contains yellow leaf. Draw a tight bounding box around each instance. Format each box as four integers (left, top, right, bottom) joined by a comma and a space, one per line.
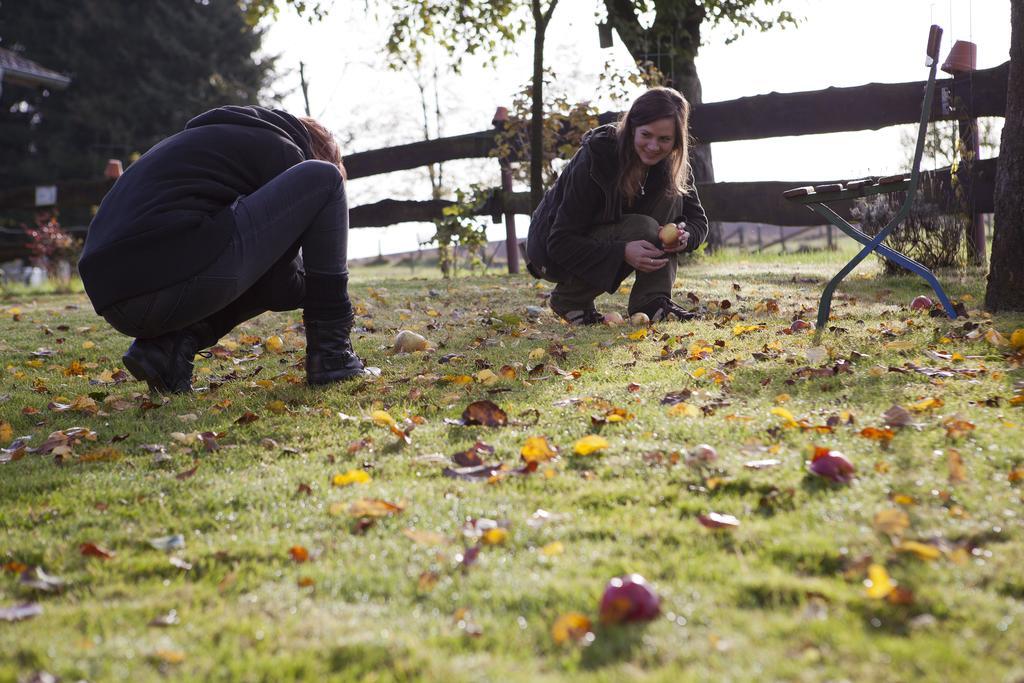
551, 612, 593, 645
873, 509, 910, 536
82, 341, 95, 350
152, 649, 186, 664
267, 400, 288, 414
255, 379, 274, 389
864, 563, 895, 599
0, 422, 13, 443
774, 393, 791, 404
909, 397, 943, 412
667, 402, 700, 418
896, 540, 941, 561
573, 435, 608, 456
348, 498, 403, 518
442, 374, 473, 385
475, 369, 499, 385
732, 324, 764, 336
770, 406, 799, 428
481, 528, 507, 545
1011, 328, 1024, 350
26, 359, 44, 368
332, 469, 371, 486
402, 529, 448, 546
521, 436, 558, 463
691, 367, 707, 378
529, 348, 546, 361
540, 541, 564, 556
984, 328, 1009, 347
627, 328, 648, 341
371, 410, 396, 427
265, 335, 285, 353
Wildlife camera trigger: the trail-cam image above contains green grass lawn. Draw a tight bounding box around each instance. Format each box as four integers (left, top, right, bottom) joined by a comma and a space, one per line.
2, 248, 1023, 682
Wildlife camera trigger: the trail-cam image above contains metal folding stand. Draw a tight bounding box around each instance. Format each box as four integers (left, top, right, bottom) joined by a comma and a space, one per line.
782, 25, 961, 337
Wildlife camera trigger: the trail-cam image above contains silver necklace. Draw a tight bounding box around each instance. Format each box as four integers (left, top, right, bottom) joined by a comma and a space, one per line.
639, 167, 650, 196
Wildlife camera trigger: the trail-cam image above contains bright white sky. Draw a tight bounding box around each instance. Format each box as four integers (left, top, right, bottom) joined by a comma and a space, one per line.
263, 0, 1012, 258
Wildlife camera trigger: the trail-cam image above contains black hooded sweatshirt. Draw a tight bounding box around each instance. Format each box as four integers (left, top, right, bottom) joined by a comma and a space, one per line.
79, 106, 314, 313
526, 124, 708, 293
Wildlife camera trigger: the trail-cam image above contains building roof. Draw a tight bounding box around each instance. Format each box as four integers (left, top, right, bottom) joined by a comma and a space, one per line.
0, 47, 71, 90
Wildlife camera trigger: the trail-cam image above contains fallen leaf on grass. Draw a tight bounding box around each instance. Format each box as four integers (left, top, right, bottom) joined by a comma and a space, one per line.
573, 435, 608, 456
873, 509, 910, 536
289, 545, 310, 562
520, 436, 557, 464
175, 463, 199, 480
667, 402, 700, 418
0, 602, 42, 622
943, 417, 975, 440
859, 427, 895, 443
349, 499, 404, 518
332, 469, 371, 486
152, 649, 186, 664
481, 528, 508, 545
460, 400, 508, 427
883, 405, 914, 427
697, 512, 740, 529
453, 441, 494, 467
149, 535, 186, 552
234, 411, 259, 425
909, 397, 943, 413
895, 541, 942, 561
947, 448, 967, 482
743, 459, 780, 470
540, 541, 565, 556
80, 542, 115, 559
149, 610, 180, 627
19, 566, 65, 592
864, 563, 895, 599
551, 612, 593, 646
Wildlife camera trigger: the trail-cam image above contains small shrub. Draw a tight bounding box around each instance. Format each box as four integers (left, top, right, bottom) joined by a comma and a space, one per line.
23, 210, 81, 292
851, 177, 968, 275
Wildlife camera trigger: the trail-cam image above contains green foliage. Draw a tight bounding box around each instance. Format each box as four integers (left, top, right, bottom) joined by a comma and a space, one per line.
237, 0, 329, 25
430, 185, 493, 277
0, 0, 274, 195
382, 0, 527, 72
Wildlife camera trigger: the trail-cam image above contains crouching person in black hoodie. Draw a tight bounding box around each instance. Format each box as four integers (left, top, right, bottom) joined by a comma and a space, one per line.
79, 105, 364, 392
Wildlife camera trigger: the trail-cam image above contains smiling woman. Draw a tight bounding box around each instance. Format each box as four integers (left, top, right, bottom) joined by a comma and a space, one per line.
525, 87, 708, 325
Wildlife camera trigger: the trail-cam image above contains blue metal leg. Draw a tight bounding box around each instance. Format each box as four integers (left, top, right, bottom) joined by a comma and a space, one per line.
809, 204, 959, 326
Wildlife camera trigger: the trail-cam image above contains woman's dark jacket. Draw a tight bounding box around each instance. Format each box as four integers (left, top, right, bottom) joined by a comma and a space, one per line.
79, 106, 314, 313
526, 124, 708, 293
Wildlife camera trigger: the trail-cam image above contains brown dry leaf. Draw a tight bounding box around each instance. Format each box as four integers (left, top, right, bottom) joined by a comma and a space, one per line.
873, 509, 910, 536
349, 499, 404, 518
453, 441, 494, 467
346, 437, 373, 454
947, 449, 967, 482
943, 417, 976, 440
883, 405, 914, 427
234, 411, 259, 425
0, 422, 12, 443
859, 427, 895, 443
80, 542, 115, 560
289, 545, 310, 562
175, 463, 199, 480
461, 400, 508, 427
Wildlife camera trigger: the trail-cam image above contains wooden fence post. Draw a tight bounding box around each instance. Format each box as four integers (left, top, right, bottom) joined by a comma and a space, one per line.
492, 107, 520, 275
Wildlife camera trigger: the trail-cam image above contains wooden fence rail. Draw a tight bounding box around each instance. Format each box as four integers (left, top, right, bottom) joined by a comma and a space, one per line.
0, 62, 1008, 262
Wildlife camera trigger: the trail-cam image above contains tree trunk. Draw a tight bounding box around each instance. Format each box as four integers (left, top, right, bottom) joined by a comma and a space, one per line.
985, 0, 1024, 311
603, 0, 719, 246
530, 1, 557, 211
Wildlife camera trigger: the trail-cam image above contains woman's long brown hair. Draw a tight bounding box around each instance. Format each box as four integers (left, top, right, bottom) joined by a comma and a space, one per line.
300, 116, 347, 180
616, 87, 692, 206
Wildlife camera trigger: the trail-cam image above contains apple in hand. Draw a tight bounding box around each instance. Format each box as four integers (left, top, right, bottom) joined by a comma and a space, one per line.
658, 223, 681, 248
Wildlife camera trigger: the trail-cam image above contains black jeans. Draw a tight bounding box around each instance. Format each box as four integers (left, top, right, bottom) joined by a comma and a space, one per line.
102, 160, 349, 341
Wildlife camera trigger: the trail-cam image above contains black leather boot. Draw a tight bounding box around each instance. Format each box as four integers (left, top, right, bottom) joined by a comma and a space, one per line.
122, 327, 204, 394
304, 317, 364, 385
